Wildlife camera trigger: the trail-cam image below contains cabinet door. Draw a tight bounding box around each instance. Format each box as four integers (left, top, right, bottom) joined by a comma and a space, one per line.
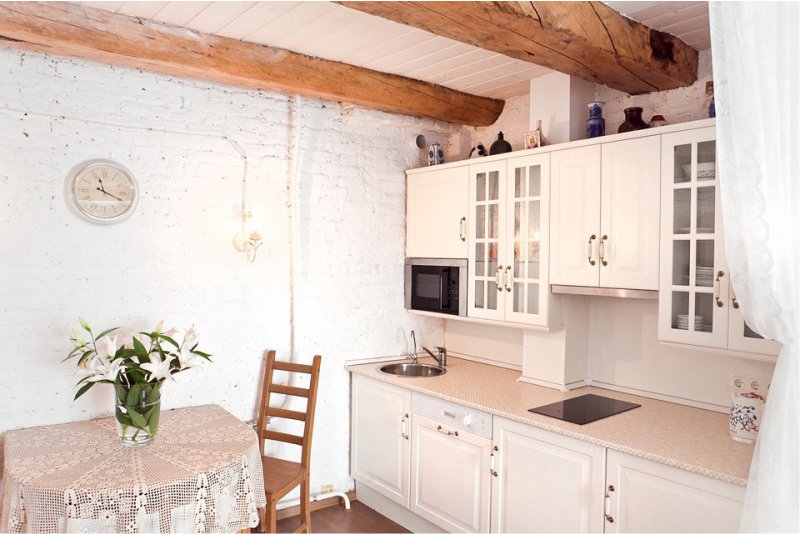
504, 154, 553, 325
410, 415, 491, 533
659, 128, 729, 348
727, 283, 782, 355
605, 450, 745, 533
550, 145, 602, 287
490, 418, 605, 533
351, 375, 411, 507
600, 137, 661, 290
468, 162, 507, 320
406, 167, 469, 259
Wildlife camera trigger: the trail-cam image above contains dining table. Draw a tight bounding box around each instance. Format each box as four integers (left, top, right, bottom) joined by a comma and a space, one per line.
0, 404, 266, 533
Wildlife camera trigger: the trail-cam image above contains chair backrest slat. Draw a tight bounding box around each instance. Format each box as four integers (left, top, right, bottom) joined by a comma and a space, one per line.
256, 350, 322, 468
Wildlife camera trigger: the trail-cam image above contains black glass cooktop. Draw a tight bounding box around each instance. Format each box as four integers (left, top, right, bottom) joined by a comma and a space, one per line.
529, 394, 641, 425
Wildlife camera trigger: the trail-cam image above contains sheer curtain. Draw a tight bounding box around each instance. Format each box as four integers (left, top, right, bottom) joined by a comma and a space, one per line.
709, 2, 800, 531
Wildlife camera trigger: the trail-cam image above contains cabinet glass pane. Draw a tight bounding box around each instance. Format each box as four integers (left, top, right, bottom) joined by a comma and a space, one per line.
697, 187, 716, 233
673, 188, 691, 234
475, 281, 484, 309
476, 173, 486, 201
514, 242, 522, 278
513, 282, 523, 312
698, 141, 716, 181
476, 206, 485, 238
488, 171, 499, 200
671, 291, 690, 329
695, 293, 714, 333
696, 240, 715, 287
527, 283, 539, 315
744, 322, 766, 340
673, 240, 690, 286
514, 202, 521, 235
529, 166, 541, 196
528, 242, 540, 279
488, 243, 498, 274
488, 205, 499, 238
515, 167, 523, 197
475, 243, 485, 277
528, 200, 540, 239
487, 282, 498, 310
674, 144, 691, 184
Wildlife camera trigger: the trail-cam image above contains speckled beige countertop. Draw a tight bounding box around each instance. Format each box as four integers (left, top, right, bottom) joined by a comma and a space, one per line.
347, 356, 753, 487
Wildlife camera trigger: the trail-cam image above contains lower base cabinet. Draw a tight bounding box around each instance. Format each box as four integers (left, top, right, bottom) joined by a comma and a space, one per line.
491, 418, 606, 533
411, 414, 492, 533
605, 451, 745, 533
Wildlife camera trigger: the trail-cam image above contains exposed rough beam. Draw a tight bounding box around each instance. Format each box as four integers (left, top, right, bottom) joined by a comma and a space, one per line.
339, 1, 699, 95
0, 2, 504, 126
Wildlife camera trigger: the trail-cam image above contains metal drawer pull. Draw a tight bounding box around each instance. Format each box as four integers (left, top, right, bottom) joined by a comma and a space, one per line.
459, 217, 466, 242
604, 484, 615, 523
504, 266, 512, 292
600, 235, 608, 266
496, 266, 504, 292
490, 445, 498, 477
714, 271, 725, 308
587, 235, 597, 266
436, 425, 458, 437
400, 413, 409, 440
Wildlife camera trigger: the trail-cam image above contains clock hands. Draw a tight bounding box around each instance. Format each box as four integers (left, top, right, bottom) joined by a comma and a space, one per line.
96, 186, 123, 201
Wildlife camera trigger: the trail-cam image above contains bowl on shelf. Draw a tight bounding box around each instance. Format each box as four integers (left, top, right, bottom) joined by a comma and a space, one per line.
681, 162, 716, 179
676, 314, 704, 330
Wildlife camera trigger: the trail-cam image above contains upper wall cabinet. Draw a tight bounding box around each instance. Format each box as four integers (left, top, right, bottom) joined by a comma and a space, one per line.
406, 166, 469, 259
658, 128, 780, 356
467, 155, 563, 327
550, 136, 661, 290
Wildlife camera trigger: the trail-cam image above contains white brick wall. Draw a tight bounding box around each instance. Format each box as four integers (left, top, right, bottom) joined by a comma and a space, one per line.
0, 48, 449, 494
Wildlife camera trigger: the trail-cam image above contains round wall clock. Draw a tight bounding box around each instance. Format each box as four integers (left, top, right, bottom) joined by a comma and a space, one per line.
64, 159, 139, 225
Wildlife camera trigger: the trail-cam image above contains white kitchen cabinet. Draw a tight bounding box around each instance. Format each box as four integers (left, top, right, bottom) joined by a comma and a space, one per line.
410, 414, 491, 533
406, 166, 469, 259
468, 155, 563, 326
550, 137, 660, 291
658, 128, 779, 356
490, 417, 605, 533
605, 450, 745, 533
351, 374, 411, 507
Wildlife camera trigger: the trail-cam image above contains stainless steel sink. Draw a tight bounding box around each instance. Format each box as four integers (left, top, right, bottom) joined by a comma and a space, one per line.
379, 362, 446, 377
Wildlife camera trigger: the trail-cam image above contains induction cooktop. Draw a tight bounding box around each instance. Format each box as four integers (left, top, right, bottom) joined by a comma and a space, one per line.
529, 394, 641, 425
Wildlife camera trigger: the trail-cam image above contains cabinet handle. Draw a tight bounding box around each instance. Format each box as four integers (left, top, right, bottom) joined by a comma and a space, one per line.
731, 286, 740, 309
714, 271, 725, 308
600, 235, 608, 266
587, 235, 597, 266
436, 425, 458, 437
504, 266, 512, 292
490, 445, 498, 477
400, 413, 409, 440
496, 266, 504, 292
459, 217, 466, 242
604, 484, 615, 523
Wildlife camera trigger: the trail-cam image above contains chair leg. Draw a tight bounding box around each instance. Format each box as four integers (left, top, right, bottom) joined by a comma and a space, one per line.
300, 479, 311, 533
260, 496, 277, 534
257, 506, 267, 533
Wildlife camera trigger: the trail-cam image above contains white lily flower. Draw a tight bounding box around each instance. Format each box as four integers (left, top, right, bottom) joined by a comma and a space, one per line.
154, 320, 165, 333
95, 333, 120, 361
87, 356, 126, 383
141, 353, 174, 382
177, 345, 200, 370
183, 326, 199, 348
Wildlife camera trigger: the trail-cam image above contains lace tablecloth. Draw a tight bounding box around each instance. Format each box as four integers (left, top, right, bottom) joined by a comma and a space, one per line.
0, 404, 266, 533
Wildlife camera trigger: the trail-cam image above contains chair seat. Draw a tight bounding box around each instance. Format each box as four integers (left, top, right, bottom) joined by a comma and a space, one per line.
262, 456, 307, 497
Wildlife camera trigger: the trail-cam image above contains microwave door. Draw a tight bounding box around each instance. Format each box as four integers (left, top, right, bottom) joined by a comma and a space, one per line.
411, 267, 444, 312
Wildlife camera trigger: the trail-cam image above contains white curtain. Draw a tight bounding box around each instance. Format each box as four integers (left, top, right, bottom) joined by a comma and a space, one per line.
710, 2, 800, 531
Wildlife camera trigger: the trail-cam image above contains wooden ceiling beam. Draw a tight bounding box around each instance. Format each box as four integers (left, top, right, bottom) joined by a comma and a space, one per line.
0, 2, 504, 126
338, 1, 699, 95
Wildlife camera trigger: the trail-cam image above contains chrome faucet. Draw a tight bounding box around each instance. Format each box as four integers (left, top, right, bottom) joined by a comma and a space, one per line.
422, 346, 447, 368
409, 330, 418, 364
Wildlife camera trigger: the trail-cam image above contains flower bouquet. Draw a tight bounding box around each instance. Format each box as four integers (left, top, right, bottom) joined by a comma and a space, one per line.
65, 318, 212, 447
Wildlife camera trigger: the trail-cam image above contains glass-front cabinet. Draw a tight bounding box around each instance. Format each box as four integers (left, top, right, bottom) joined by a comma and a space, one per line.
658, 127, 779, 356
467, 155, 563, 326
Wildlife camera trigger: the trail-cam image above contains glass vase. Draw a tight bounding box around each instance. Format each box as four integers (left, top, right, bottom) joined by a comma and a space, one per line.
114, 381, 162, 447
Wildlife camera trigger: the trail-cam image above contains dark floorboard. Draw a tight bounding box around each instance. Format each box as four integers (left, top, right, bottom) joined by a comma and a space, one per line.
276, 501, 409, 533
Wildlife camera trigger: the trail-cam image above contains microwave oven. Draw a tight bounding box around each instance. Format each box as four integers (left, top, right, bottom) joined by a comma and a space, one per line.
404, 258, 467, 316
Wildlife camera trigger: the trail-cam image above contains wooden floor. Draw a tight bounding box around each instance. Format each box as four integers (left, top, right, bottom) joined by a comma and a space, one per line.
276, 501, 409, 533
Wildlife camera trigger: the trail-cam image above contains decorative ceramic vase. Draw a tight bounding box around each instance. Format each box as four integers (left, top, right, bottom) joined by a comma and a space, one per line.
489, 131, 512, 155
115, 381, 162, 447
586, 102, 605, 138
427, 143, 445, 166
729, 392, 765, 444
649, 114, 668, 128
617, 107, 649, 133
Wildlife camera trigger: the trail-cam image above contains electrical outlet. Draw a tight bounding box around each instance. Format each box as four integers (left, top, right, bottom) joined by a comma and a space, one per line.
730, 375, 746, 393
748, 377, 769, 396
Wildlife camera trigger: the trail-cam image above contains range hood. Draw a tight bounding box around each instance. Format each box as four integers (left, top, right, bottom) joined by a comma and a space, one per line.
550, 285, 658, 300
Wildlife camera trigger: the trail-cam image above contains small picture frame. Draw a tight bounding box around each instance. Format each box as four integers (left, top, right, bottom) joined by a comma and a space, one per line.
524, 130, 541, 149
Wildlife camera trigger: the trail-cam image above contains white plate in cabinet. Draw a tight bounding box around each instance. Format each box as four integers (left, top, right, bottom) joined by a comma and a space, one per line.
550, 137, 661, 291
351, 375, 411, 507
490, 417, 605, 533
406, 166, 469, 259
410, 414, 492, 533
604, 450, 745, 533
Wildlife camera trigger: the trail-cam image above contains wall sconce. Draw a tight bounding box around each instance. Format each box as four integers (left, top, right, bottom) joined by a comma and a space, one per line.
233, 210, 263, 263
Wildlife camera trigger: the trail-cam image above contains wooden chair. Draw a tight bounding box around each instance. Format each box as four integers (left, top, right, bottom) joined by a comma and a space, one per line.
255, 350, 322, 533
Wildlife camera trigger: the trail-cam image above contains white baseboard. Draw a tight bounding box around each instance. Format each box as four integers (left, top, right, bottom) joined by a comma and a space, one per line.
355, 483, 445, 533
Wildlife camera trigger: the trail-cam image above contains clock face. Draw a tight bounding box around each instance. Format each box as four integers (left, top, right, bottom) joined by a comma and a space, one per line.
65, 160, 138, 224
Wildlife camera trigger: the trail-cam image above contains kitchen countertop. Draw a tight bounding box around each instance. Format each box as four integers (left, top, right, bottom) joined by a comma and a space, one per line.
347, 356, 753, 487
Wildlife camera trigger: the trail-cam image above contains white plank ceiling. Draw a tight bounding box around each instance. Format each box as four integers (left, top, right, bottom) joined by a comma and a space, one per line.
80, 1, 711, 100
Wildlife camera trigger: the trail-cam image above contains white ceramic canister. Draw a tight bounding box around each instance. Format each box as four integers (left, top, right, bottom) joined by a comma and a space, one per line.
427, 143, 445, 166
729, 392, 766, 444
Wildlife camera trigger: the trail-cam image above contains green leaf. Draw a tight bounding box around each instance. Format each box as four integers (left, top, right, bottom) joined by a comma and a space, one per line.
126, 383, 143, 406
115, 410, 132, 426
127, 407, 149, 431
132, 337, 148, 358
146, 384, 161, 403
156, 334, 180, 349
79, 317, 92, 333
147, 406, 160, 435
77, 350, 95, 368
95, 327, 120, 341
74, 382, 93, 401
